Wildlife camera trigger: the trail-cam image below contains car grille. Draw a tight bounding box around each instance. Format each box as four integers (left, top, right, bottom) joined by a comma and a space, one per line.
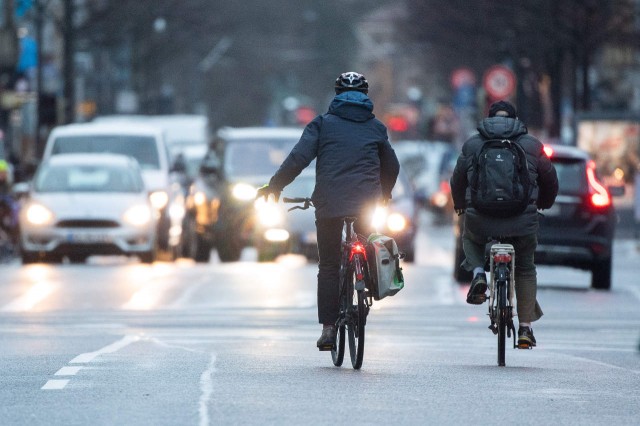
57, 219, 119, 228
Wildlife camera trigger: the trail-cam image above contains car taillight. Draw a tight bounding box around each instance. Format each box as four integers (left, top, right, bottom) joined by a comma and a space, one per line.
543, 145, 554, 157
586, 160, 611, 208
439, 180, 451, 193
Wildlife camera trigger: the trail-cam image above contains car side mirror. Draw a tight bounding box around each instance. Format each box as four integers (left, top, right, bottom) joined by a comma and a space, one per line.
11, 182, 30, 199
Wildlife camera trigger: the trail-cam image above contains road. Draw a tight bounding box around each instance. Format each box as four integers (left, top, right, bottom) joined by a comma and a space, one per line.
0, 214, 639, 425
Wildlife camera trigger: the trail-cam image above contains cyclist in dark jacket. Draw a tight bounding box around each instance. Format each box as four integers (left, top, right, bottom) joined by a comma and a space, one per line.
258, 72, 400, 349
450, 100, 558, 349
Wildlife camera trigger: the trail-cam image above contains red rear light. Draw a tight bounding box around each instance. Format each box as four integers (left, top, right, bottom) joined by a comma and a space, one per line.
439, 180, 451, 193
493, 253, 512, 264
349, 241, 367, 261
543, 145, 554, 157
586, 160, 611, 208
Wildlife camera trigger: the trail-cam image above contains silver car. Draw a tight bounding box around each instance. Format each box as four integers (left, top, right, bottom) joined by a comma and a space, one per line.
19, 154, 158, 264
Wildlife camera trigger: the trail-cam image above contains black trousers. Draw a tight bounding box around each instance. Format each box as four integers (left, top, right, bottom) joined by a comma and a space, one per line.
315, 216, 371, 325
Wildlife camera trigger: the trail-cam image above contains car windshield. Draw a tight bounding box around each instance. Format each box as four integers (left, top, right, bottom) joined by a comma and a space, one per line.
224, 138, 297, 179
51, 136, 160, 170
552, 159, 587, 195
35, 164, 144, 193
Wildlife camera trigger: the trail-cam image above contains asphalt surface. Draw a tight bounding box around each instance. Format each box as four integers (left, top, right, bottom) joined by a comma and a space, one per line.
0, 213, 638, 425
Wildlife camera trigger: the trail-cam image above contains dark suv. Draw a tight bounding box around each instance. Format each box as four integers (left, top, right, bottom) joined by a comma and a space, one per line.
454, 144, 619, 290
183, 127, 303, 262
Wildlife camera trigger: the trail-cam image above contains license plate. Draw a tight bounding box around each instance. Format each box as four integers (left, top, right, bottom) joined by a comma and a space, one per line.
67, 233, 112, 243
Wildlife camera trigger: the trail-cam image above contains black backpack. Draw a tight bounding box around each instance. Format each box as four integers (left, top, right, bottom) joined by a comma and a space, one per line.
470, 137, 533, 218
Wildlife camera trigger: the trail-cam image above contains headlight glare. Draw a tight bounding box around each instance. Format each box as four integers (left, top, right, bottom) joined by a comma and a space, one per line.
232, 183, 257, 201
26, 203, 54, 225
149, 191, 169, 210
254, 198, 284, 227
387, 212, 407, 232
124, 205, 152, 226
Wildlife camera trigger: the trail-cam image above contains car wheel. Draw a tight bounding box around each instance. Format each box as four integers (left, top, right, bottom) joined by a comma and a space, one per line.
194, 234, 212, 263
217, 238, 242, 262
453, 237, 473, 283
591, 257, 612, 290
180, 214, 198, 259
139, 249, 157, 264
67, 254, 88, 264
21, 250, 39, 264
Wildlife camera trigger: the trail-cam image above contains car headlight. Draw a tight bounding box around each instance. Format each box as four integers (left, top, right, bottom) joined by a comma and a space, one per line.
232, 183, 257, 201
123, 204, 152, 226
25, 203, 54, 226
254, 198, 284, 227
387, 212, 407, 232
371, 206, 388, 229
194, 191, 206, 206
149, 191, 169, 210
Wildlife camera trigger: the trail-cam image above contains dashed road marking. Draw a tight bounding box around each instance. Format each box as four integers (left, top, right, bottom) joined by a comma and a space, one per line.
42, 335, 139, 390
55, 366, 83, 376
41, 379, 70, 390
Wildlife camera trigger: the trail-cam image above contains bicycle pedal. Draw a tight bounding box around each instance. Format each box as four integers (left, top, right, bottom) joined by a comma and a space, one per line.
317, 344, 334, 352
488, 324, 498, 335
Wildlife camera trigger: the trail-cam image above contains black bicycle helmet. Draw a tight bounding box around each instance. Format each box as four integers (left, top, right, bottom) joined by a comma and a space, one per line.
335, 71, 369, 94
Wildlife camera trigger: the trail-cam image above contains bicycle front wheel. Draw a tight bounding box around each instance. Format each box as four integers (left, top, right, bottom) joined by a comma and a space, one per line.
348, 288, 366, 370
497, 279, 507, 367
331, 325, 345, 366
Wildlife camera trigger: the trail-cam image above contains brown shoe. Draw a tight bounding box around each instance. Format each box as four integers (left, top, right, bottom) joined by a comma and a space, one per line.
317, 326, 336, 351
466, 273, 488, 305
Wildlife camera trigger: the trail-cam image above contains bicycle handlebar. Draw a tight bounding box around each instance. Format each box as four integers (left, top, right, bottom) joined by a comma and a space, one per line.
283, 197, 313, 211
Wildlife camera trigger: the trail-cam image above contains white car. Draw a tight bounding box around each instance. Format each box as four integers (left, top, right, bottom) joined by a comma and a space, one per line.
19, 154, 158, 264
42, 122, 185, 259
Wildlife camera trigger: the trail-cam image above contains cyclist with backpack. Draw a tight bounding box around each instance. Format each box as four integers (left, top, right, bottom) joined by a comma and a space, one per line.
257, 72, 400, 350
450, 100, 558, 348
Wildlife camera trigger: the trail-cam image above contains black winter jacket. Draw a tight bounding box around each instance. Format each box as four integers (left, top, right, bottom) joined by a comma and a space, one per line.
269, 91, 400, 218
450, 116, 558, 237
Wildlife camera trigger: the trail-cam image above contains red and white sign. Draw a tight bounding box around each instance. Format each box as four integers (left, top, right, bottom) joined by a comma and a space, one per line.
483, 65, 516, 100
450, 68, 476, 89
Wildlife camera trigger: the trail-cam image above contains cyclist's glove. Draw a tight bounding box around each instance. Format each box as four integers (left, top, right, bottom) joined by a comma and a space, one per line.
256, 184, 281, 202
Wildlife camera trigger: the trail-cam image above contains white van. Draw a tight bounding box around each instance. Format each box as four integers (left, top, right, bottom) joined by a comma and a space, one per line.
42, 122, 185, 259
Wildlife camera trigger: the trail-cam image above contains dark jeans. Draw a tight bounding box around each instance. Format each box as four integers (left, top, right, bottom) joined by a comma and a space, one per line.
315, 216, 371, 325
462, 229, 543, 323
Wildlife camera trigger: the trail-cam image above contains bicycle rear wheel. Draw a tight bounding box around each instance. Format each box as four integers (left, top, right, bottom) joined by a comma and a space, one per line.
497, 279, 507, 367
348, 287, 366, 370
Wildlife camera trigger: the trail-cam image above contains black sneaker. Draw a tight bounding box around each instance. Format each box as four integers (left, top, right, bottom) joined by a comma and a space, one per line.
466, 273, 488, 305
316, 326, 336, 351
518, 326, 536, 349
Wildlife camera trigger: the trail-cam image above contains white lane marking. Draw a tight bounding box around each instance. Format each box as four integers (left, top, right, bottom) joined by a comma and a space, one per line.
199, 354, 217, 426
556, 351, 640, 375
2, 282, 57, 312
55, 366, 83, 376
41, 379, 69, 390
122, 279, 176, 310
170, 276, 209, 309
69, 335, 140, 364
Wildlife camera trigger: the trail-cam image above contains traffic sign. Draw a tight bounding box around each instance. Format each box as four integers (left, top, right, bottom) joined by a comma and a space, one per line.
451, 68, 476, 89
483, 65, 516, 100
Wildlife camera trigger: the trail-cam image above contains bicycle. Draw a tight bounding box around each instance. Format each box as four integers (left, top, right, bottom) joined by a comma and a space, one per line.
485, 238, 517, 367
284, 197, 373, 370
